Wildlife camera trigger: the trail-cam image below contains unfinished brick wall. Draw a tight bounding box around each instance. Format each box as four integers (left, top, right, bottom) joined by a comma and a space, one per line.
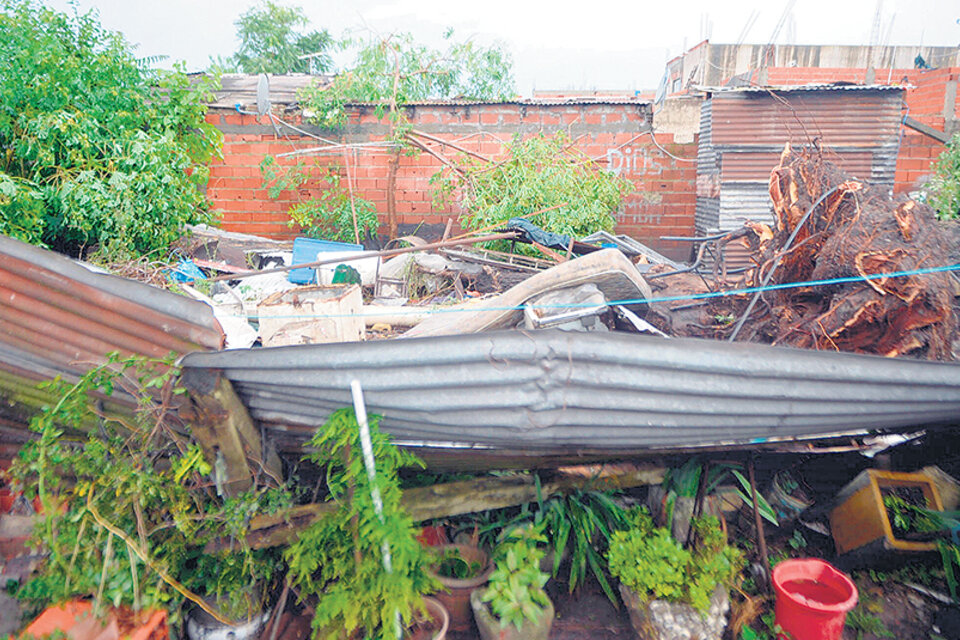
205, 102, 698, 260
746, 66, 959, 193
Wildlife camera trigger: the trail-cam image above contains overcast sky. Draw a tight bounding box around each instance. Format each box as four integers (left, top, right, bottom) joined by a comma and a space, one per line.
46, 0, 960, 94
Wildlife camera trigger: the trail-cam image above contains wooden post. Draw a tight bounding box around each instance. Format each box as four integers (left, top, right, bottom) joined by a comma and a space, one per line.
748, 458, 771, 593
179, 368, 282, 496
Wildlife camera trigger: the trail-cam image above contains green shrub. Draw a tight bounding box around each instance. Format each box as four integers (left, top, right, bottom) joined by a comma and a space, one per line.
482, 525, 551, 630
284, 409, 437, 640
608, 511, 743, 613
928, 131, 960, 219
0, 1, 222, 255
260, 156, 379, 243
431, 132, 634, 255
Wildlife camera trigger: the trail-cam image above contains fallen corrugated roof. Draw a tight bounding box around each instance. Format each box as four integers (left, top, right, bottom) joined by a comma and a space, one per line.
0, 236, 223, 421
179, 329, 960, 454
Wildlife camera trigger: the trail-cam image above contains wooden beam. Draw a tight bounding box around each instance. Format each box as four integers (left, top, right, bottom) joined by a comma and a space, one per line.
180, 368, 282, 496
223, 462, 664, 550
903, 116, 950, 144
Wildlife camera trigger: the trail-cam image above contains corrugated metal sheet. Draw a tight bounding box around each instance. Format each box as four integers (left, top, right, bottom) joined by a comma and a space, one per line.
704, 84, 906, 94
720, 151, 873, 182
0, 236, 223, 421
696, 86, 903, 238
708, 92, 901, 146
179, 330, 960, 454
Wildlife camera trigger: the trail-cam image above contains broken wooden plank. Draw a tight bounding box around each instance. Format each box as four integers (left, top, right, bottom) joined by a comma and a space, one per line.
180, 368, 282, 496
226, 462, 664, 550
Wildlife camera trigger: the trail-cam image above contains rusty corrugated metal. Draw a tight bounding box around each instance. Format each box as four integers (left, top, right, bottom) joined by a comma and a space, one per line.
719, 151, 874, 182
0, 236, 223, 425
696, 86, 903, 235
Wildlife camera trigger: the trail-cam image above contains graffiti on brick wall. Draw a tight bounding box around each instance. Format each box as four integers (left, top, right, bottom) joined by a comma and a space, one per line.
605, 146, 664, 177
605, 145, 667, 226
615, 192, 664, 226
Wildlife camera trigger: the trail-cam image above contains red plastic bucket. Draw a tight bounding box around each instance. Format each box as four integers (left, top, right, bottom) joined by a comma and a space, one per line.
773, 558, 858, 640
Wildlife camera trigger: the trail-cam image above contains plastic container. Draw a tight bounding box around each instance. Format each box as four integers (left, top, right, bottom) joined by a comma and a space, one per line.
288, 238, 363, 284
772, 559, 857, 640
828, 469, 943, 556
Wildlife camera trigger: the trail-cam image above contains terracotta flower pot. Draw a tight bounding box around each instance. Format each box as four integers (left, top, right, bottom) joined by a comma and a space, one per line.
408, 596, 449, 640
469, 587, 554, 640
22, 600, 167, 640
427, 544, 493, 633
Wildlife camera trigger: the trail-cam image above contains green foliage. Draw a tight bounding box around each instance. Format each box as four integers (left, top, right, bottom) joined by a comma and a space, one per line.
482, 525, 551, 631
284, 408, 437, 640
0, 1, 222, 255
608, 512, 744, 614
739, 613, 784, 640
661, 458, 779, 528
261, 155, 379, 243
883, 493, 940, 536
928, 131, 960, 219
433, 547, 482, 579
431, 132, 633, 255
231, 1, 332, 75
845, 593, 893, 640
491, 477, 629, 606
8, 354, 285, 623
299, 30, 515, 131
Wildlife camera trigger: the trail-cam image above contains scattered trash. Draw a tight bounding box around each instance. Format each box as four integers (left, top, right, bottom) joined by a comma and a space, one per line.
404, 248, 651, 338
168, 258, 206, 283
523, 283, 610, 332
288, 237, 364, 284
257, 285, 364, 347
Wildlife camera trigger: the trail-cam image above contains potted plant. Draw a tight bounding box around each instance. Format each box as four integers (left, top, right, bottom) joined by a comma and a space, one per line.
10, 355, 284, 637
427, 539, 493, 633
470, 525, 554, 640
607, 508, 743, 640
284, 408, 448, 640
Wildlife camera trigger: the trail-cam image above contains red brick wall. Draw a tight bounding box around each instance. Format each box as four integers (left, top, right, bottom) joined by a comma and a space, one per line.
205, 102, 698, 260
747, 66, 958, 193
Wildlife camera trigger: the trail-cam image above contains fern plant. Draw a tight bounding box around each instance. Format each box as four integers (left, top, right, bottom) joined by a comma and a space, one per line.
284, 408, 438, 640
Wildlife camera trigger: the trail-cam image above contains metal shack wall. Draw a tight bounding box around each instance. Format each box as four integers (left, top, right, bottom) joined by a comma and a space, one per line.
696, 88, 903, 236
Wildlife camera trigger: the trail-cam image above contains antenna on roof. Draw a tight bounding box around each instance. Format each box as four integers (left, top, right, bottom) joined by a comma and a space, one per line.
256, 73, 271, 117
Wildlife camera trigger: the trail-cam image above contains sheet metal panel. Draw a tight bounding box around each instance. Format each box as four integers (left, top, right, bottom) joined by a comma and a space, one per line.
0, 236, 223, 418
708, 91, 902, 146
180, 330, 960, 453
720, 151, 874, 182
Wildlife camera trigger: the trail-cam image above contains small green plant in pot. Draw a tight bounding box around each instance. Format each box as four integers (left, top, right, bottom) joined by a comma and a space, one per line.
470, 525, 554, 640
608, 509, 743, 640
427, 542, 493, 633
284, 408, 447, 640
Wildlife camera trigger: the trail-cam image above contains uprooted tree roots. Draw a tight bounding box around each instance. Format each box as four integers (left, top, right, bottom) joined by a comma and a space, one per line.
655, 145, 958, 360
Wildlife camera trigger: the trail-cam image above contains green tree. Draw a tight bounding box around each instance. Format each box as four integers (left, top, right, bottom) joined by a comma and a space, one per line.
299, 29, 515, 130
232, 1, 332, 75
0, 0, 221, 255
928, 131, 960, 220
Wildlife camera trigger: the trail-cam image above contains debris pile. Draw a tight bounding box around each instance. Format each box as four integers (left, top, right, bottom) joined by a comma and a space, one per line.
759, 146, 958, 359
656, 146, 958, 360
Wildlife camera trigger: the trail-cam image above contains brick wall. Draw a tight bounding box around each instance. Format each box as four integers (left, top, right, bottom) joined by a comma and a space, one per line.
205, 102, 699, 260
747, 66, 959, 193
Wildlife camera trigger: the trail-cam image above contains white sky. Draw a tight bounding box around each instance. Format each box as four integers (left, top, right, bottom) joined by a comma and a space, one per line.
45, 0, 960, 94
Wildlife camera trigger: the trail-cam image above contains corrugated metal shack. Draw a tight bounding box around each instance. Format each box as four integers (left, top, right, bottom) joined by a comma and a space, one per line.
695, 84, 904, 238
